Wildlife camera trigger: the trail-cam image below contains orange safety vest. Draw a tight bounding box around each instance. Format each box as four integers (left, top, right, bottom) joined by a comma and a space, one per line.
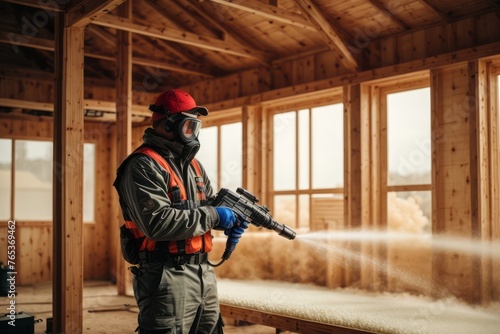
124, 146, 212, 255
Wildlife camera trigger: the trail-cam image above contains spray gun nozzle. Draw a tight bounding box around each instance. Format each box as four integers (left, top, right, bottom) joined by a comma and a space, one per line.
273, 222, 296, 240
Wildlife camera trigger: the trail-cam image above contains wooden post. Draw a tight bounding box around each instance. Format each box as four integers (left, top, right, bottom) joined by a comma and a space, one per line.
262, 107, 271, 206
490, 69, 500, 301
53, 12, 85, 334
370, 85, 387, 291
115, 0, 133, 296
358, 83, 377, 290
242, 105, 257, 193
431, 62, 489, 303
343, 84, 362, 286
468, 59, 494, 303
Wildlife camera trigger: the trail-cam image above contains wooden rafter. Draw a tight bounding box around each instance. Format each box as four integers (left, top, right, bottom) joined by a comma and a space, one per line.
147, 0, 269, 68
365, 0, 410, 30
131, 58, 213, 77
0, 0, 65, 11
0, 32, 213, 78
186, 0, 274, 67
86, 25, 116, 46
293, 0, 358, 71
417, 0, 451, 22
185, 0, 231, 40
66, 0, 127, 27
86, 24, 208, 75
140, 1, 223, 67
147, 0, 221, 39
92, 14, 271, 61
205, 0, 317, 31
87, 24, 194, 66
0, 32, 54, 52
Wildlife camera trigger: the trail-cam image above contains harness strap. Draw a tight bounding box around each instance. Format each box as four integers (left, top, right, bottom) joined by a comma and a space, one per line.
191, 159, 207, 203
135, 147, 186, 202
125, 146, 212, 255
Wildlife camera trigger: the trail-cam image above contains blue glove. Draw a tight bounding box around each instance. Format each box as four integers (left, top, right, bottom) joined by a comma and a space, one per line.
214, 207, 238, 230
224, 220, 250, 245
220, 219, 249, 260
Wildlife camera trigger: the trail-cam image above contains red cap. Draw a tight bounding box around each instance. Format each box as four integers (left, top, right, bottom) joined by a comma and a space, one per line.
150, 89, 208, 122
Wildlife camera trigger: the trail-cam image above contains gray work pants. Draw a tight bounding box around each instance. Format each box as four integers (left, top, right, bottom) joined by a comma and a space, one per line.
133, 261, 222, 333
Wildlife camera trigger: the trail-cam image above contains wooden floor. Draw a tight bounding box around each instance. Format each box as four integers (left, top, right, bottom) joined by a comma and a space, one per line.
1, 280, 282, 334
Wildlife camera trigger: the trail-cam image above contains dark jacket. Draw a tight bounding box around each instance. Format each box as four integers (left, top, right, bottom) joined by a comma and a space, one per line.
114, 128, 219, 242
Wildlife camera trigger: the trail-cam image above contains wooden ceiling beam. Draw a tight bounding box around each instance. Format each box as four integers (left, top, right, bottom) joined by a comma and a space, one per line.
294, 0, 358, 71
0, 32, 213, 77
140, 0, 224, 67
92, 14, 271, 61
185, 0, 271, 68
86, 25, 116, 46
184, 0, 231, 40
0, 31, 54, 52
146, 0, 223, 39
0, 0, 65, 12
132, 57, 214, 78
0, 97, 151, 117
365, 0, 410, 30
0, 97, 53, 111
66, 0, 127, 27
205, 0, 317, 31
417, 0, 451, 22
86, 25, 212, 76
87, 24, 199, 66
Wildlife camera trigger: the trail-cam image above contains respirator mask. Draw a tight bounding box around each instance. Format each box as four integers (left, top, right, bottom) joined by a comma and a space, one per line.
164, 113, 202, 160
149, 89, 207, 160
164, 113, 202, 145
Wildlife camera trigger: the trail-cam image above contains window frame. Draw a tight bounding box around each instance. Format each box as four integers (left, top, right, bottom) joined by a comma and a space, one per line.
265, 89, 344, 230
200, 108, 242, 191
0, 137, 97, 224
377, 76, 432, 229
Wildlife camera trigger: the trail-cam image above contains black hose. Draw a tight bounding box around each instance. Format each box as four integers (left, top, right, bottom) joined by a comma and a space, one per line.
208, 259, 226, 267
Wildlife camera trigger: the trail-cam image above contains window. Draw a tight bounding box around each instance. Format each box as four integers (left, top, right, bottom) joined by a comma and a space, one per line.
198, 122, 242, 192
197, 126, 218, 189
0, 139, 95, 222
273, 112, 296, 191
0, 139, 12, 220
387, 88, 431, 186
220, 123, 242, 190
312, 104, 344, 188
271, 103, 344, 231
15, 140, 53, 220
83, 143, 95, 222
386, 87, 432, 233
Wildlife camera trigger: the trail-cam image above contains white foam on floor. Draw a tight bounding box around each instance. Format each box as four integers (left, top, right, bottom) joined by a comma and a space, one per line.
217, 279, 500, 334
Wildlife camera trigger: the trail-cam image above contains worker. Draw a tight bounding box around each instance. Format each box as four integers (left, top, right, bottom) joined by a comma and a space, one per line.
114, 89, 248, 334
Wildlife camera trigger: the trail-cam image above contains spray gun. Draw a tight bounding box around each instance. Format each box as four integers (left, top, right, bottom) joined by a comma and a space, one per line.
209, 187, 296, 266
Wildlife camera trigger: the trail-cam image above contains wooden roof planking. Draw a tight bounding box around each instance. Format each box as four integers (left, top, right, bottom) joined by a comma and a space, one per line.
0, 0, 500, 87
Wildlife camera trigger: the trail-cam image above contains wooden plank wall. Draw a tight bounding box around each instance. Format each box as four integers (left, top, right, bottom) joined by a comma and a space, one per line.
367, 13, 500, 68
430, 61, 497, 303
